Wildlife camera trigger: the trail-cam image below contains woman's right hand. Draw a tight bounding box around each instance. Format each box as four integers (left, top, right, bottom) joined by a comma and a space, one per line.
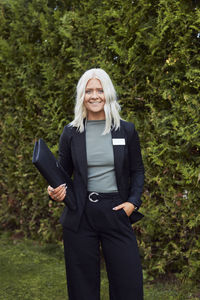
47, 184, 67, 202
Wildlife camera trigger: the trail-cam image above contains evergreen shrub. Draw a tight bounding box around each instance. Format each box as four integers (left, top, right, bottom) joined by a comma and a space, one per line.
0, 0, 199, 281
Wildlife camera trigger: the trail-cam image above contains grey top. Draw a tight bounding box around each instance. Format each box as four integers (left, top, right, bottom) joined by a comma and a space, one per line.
85, 120, 118, 193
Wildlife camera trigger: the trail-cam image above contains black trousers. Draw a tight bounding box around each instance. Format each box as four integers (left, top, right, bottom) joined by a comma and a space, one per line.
63, 193, 143, 300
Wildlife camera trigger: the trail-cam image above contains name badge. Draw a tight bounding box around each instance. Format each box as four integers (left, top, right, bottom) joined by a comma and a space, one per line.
112, 138, 126, 145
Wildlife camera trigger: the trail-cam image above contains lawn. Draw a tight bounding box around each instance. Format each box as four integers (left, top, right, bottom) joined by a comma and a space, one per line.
0, 232, 199, 300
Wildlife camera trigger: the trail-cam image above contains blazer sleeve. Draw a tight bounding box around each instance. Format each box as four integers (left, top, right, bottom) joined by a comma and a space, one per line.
49, 125, 74, 205
58, 125, 73, 178
127, 123, 145, 209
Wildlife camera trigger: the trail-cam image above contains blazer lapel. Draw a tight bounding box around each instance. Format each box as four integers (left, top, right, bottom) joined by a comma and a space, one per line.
73, 129, 88, 188
111, 123, 125, 188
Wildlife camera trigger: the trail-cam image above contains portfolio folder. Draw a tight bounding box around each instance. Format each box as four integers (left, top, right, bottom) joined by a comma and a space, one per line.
32, 138, 77, 210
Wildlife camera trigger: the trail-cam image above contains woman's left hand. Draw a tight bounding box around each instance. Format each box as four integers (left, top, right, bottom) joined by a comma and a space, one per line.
112, 202, 135, 217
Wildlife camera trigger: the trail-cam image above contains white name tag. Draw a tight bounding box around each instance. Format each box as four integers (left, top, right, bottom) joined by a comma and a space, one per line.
112, 138, 126, 145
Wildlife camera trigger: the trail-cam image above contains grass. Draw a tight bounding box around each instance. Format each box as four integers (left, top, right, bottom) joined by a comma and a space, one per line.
0, 231, 199, 300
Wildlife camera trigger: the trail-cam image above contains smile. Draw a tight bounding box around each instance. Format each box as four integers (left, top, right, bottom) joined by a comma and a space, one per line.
89, 101, 102, 104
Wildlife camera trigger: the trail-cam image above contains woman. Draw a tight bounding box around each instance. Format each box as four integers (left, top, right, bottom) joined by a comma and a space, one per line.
47, 68, 145, 300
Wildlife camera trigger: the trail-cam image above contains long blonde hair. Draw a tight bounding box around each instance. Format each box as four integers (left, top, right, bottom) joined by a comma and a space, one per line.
70, 68, 121, 134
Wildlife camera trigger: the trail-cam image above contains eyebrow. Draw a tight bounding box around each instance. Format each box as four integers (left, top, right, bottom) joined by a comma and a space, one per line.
85, 88, 103, 90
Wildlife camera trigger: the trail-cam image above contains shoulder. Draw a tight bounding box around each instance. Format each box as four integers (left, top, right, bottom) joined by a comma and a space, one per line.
62, 123, 78, 136
120, 119, 136, 135
59, 124, 78, 146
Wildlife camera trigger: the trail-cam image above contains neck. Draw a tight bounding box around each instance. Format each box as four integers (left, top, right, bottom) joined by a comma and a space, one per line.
87, 111, 105, 121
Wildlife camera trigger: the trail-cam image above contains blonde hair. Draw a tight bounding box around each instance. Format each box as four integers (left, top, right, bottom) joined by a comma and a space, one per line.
70, 68, 121, 134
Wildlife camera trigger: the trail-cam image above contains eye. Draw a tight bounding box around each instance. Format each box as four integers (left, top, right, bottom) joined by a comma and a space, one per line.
98, 90, 104, 93
85, 90, 92, 94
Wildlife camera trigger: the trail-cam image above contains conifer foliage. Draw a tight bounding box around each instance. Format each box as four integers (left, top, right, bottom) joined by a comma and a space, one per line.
0, 0, 199, 280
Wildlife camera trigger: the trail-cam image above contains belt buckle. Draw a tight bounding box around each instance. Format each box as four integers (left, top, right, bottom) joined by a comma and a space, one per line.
88, 192, 99, 202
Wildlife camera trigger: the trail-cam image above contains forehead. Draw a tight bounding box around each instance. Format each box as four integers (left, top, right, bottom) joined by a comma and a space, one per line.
86, 78, 103, 89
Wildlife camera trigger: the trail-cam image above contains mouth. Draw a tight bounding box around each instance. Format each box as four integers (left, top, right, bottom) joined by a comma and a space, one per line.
88, 100, 102, 104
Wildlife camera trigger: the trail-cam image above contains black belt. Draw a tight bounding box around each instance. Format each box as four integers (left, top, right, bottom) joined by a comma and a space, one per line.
87, 191, 119, 202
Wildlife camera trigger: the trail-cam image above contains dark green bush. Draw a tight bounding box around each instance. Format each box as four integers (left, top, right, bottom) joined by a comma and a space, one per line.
0, 0, 199, 281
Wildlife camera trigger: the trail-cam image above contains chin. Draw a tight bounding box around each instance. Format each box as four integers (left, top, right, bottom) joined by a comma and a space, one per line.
87, 106, 103, 112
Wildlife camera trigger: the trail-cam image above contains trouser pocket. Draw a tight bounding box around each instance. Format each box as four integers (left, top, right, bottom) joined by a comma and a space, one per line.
111, 198, 132, 230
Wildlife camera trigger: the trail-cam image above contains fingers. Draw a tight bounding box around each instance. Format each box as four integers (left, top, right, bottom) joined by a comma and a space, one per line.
112, 202, 134, 217
112, 202, 134, 210
57, 186, 67, 201
53, 187, 67, 201
47, 185, 54, 197
53, 184, 66, 193
112, 203, 125, 210
47, 184, 67, 202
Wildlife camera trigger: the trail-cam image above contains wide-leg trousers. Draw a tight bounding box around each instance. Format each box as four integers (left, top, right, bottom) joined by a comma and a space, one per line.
62, 193, 143, 300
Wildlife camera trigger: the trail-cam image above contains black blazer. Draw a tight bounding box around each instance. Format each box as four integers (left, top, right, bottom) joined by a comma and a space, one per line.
58, 119, 145, 232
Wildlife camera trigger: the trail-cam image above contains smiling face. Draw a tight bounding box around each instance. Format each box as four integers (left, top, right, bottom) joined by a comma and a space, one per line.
84, 78, 106, 120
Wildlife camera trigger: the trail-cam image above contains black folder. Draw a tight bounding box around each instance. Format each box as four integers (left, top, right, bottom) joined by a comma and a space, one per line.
32, 138, 77, 210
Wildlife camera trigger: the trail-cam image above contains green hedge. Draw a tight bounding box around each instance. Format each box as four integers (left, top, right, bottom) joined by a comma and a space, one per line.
0, 0, 199, 281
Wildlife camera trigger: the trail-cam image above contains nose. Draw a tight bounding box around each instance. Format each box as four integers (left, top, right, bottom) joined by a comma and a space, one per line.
91, 91, 98, 99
